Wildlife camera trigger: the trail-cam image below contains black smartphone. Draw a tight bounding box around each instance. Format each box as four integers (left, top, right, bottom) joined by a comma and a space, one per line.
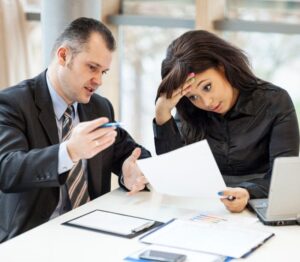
139, 249, 187, 262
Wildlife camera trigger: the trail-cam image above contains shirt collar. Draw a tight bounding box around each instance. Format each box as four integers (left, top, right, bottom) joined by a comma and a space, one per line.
230, 90, 256, 116
46, 72, 78, 120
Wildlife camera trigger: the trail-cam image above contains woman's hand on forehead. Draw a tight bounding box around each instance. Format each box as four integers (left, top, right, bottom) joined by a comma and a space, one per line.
178, 72, 195, 96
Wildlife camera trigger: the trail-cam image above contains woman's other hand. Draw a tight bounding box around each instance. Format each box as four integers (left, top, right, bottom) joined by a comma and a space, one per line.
219, 187, 250, 213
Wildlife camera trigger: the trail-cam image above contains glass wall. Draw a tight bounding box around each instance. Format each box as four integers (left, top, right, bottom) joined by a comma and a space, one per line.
119, 0, 300, 155
226, 0, 300, 23
120, 0, 195, 153
22, 0, 300, 155
223, 0, 300, 119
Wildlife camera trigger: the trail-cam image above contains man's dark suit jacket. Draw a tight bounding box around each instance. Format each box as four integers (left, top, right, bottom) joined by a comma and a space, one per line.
0, 71, 150, 243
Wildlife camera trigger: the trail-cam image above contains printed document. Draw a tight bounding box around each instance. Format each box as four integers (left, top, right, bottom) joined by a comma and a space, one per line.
140, 219, 274, 258
137, 140, 226, 198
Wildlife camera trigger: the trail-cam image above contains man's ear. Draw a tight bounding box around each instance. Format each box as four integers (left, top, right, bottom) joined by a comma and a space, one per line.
57, 47, 67, 65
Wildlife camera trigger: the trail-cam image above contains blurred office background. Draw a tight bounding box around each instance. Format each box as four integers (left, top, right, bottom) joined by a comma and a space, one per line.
1, 0, 300, 156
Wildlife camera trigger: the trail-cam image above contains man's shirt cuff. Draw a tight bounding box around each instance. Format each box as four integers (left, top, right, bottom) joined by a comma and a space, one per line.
58, 141, 74, 174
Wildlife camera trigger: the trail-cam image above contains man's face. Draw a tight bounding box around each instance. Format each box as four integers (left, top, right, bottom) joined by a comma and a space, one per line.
57, 32, 112, 104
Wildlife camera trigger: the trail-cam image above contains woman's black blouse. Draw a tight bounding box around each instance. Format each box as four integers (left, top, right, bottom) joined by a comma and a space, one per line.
153, 84, 299, 198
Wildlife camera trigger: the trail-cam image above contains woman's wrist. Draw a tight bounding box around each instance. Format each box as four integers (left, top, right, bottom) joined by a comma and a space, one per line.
155, 110, 172, 125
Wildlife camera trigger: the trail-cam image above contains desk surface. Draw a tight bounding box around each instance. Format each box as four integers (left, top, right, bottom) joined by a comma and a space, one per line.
0, 188, 299, 261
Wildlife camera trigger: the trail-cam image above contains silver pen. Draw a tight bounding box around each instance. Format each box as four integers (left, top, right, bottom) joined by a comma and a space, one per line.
131, 220, 155, 233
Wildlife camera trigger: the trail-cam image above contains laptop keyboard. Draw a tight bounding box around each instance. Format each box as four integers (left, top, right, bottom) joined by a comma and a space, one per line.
254, 199, 269, 208
254, 200, 269, 218
257, 207, 267, 217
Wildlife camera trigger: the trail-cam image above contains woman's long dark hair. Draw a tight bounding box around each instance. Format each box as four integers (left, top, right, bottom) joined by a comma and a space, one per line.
156, 30, 265, 144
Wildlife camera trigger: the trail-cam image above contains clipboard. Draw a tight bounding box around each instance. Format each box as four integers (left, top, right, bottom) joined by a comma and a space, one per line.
62, 209, 163, 239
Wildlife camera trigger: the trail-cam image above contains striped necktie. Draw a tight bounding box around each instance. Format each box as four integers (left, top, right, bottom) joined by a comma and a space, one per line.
62, 105, 90, 208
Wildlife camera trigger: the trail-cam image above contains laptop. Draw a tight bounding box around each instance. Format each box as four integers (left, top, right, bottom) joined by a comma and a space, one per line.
249, 157, 300, 226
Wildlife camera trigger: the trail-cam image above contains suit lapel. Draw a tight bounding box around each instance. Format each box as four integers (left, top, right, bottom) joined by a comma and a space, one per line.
35, 71, 59, 145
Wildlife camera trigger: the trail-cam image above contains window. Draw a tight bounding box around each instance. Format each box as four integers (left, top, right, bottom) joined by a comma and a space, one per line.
222, 0, 300, 119
119, 0, 195, 153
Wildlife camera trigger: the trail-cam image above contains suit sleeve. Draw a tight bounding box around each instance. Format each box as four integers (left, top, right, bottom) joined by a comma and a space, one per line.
0, 92, 62, 193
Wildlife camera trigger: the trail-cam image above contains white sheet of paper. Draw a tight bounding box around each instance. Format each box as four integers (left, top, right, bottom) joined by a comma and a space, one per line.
137, 140, 226, 198
140, 219, 274, 258
67, 210, 154, 235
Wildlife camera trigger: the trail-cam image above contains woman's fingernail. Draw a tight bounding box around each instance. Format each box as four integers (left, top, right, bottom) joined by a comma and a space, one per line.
190, 77, 195, 83
189, 72, 195, 77
217, 191, 224, 196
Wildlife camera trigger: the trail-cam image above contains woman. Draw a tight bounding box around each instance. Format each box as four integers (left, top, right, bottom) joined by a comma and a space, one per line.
154, 30, 299, 213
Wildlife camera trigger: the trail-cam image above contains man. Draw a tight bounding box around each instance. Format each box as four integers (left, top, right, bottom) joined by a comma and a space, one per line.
0, 17, 150, 243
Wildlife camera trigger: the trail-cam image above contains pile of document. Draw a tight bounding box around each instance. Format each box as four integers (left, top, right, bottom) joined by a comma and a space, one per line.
139, 218, 274, 259
136, 140, 274, 260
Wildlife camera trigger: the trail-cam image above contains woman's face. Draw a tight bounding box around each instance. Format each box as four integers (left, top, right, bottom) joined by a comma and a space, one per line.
184, 68, 239, 115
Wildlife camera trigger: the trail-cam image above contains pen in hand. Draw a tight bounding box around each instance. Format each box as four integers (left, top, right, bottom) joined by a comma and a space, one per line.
100, 121, 123, 128
226, 195, 236, 201
218, 191, 236, 201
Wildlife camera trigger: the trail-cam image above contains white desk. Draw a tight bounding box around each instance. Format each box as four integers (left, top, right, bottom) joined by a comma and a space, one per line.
0, 188, 299, 261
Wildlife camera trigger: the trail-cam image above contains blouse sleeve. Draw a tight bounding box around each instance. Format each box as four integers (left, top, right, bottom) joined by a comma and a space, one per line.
238, 89, 299, 198
153, 117, 185, 155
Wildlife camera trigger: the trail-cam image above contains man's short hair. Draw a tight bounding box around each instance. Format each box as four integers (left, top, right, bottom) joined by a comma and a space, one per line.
51, 17, 116, 57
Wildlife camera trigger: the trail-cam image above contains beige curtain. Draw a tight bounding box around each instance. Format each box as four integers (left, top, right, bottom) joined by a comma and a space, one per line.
0, 0, 30, 89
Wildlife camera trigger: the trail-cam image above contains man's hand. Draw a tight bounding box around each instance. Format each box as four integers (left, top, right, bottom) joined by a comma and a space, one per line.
122, 147, 148, 196
66, 117, 117, 162
219, 187, 250, 213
